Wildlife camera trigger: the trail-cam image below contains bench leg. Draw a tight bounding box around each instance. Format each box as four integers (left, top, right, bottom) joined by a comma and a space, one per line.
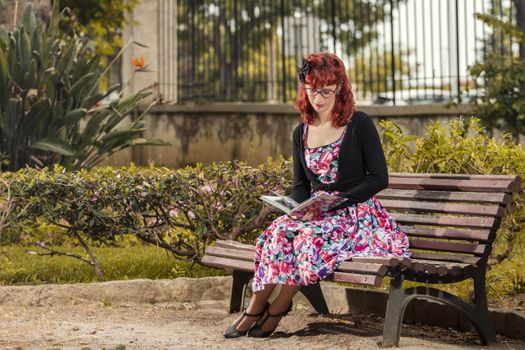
382, 274, 406, 348
228, 270, 253, 314
300, 282, 330, 314
382, 271, 497, 347
473, 270, 496, 343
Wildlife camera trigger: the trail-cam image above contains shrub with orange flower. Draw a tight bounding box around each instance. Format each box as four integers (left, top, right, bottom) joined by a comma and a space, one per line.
131, 55, 146, 71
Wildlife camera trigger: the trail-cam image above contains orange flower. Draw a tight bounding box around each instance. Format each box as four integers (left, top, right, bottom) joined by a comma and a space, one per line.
131, 56, 146, 71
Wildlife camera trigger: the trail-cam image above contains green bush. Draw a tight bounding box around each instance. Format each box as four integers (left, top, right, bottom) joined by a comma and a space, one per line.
0, 117, 523, 284
0, 1, 167, 171
469, 14, 525, 139
0, 159, 290, 275
381, 117, 525, 265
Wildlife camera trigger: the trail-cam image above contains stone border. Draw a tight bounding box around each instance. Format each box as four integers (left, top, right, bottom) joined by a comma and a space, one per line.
1, 277, 523, 340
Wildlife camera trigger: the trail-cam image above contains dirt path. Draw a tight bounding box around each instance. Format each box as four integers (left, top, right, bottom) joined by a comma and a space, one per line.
1, 300, 524, 350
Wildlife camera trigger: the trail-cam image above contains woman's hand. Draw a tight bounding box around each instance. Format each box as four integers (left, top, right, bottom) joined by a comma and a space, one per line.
289, 211, 314, 221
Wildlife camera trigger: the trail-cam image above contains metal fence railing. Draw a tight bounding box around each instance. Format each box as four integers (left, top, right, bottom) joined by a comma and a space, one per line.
176, 0, 521, 105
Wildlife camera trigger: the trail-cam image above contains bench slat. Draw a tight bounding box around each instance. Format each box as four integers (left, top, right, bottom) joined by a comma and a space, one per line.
410, 259, 475, 276
215, 240, 254, 252
206, 246, 254, 261
391, 213, 497, 229
399, 226, 491, 242
202, 252, 384, 287
337, 262, 389, 276
329, 272, 383, 287
206, 246, 389, 276
388, 177, 519, 193
380, 199, 505, 217
350, 256, 411, 268
377, 189, 511, 205
408, 239, 486, 256
409, 251, 481, 265
389, 173, 519, 181
201, 255, 254, 272
409, 259, 472, 276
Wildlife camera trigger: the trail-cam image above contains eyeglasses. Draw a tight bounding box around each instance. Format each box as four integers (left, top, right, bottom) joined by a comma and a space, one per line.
304, 86, 337, 98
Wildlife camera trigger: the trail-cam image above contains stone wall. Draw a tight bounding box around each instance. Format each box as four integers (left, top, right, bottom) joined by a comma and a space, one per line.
102, 103, 515, 168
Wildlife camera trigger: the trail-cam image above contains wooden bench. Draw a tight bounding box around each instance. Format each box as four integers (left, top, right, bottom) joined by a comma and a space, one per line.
201, 173, 521, 347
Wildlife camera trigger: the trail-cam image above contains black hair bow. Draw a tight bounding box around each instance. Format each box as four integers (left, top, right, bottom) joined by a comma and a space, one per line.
297, 58, 311, 83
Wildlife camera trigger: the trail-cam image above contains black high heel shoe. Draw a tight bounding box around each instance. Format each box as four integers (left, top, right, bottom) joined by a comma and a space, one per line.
223, 303, 269, 338
247, 301, 293, 338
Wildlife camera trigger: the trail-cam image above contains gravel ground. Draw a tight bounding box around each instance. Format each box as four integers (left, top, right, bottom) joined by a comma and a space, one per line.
0, 299, 524, 350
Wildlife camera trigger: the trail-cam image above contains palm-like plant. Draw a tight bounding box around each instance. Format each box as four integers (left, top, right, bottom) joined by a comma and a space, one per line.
0, 1, 168, 171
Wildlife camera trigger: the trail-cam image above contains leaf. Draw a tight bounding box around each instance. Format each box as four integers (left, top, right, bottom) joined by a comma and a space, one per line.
30, 138, 75, 156
22, 3, 37, 35
69, 73, 96, 98
48, 0, 61, 38
0, 45, 9, 88
101, 129, 145, 143
62, 108, 87, 125
131, 138, 171, 146
56, 41, 76, 78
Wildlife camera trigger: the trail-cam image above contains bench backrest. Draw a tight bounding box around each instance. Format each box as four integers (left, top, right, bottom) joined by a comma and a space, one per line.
378, 173, 521, 267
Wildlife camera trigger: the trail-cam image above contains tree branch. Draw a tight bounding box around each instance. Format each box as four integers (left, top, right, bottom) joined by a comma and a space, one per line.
72, 230, 103, 276
26, 241, 100, 272
226, 205, 277, 241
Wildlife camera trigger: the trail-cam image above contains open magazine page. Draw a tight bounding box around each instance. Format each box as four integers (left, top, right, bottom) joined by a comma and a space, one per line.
290, 192, 347, 219
260, 195, 297, 214
260, 192, 346, 219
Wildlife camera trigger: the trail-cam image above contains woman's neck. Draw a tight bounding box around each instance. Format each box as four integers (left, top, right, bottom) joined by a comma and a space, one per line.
314, 111, 332, 127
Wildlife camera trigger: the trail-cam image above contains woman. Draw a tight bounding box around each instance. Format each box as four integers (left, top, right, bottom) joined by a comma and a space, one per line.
224, 52, 411, 339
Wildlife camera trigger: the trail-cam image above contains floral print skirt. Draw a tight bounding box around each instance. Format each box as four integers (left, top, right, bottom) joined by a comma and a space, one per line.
252, 193, 411, 292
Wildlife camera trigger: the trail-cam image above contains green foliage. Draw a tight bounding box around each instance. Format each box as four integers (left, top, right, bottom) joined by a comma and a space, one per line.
381, 116, 525, 299
380, 117, 525, 267
62, 0, 140, 57
470, 14, 525, 138
379, 119, 416, 172
0, 242, 224, 285
0, 2, 167, 171
0, 159, 291, 274
0, 118, 523, 287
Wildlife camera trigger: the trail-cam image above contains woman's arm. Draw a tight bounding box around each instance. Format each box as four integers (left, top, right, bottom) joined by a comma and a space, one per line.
289, 126, 311, 203
337, 114, 388, 204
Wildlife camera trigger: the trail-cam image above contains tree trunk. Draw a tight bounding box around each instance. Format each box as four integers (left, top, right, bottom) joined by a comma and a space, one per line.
516, 0, 525, 59
0, 0, 51, 31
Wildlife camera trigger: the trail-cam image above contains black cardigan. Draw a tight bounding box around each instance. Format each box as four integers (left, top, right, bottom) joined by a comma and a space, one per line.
289, 111, 388, 210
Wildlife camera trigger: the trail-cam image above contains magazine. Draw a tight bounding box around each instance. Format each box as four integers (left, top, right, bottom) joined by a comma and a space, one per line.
260, 191, 347, 220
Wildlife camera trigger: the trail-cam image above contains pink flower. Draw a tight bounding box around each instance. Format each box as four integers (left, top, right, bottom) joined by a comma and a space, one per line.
169, 208, 179, 217
280, 261, 292, 274
316, 162, 331, 175
330, 229, 343, 241
296, 251, 309, 263
200, 184, 213, 193
303, 228, 315, 237
312, 236, 324, 250
319, 150, 333, 164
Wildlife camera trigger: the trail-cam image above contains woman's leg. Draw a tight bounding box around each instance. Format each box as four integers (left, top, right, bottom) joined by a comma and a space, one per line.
233, 283, 277, 331
256, 284, 301, 332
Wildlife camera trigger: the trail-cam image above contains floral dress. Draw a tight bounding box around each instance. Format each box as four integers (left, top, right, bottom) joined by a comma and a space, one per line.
252, 125, 411, 292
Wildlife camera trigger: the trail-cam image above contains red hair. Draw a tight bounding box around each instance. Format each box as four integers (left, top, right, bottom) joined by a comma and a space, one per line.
294, 52, 356, 127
